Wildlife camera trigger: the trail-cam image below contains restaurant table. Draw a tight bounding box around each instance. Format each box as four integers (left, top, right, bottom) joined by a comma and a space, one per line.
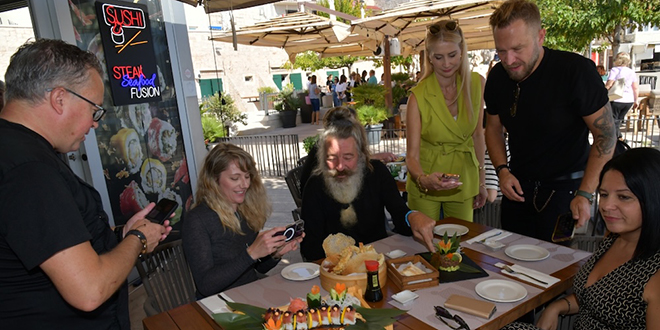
143, 218, 590, 330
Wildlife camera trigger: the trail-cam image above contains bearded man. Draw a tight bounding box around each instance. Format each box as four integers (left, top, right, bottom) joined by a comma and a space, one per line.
300, 109, 436, 261
484, 0, 615, 242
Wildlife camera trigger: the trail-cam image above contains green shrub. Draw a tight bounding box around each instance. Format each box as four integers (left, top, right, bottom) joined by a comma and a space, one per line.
356, 105, 389, 126
391, 72, 411, 84
200, 115, 226, 142
257, 86, 277, 94
274, 84, 302, 112
351, 84, 386, 109
303, 135, 320, 153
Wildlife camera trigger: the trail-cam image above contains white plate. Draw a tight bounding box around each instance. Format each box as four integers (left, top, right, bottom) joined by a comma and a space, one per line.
505, 245, 550, 261
475, 279, 528, 303
386, 249, 407, 259
392, 290, 419, 304
281, 263, 320, 281
433, 224, 469, 237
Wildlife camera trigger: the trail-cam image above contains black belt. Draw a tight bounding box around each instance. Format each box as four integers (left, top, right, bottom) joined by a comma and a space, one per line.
548, 170, 584, 182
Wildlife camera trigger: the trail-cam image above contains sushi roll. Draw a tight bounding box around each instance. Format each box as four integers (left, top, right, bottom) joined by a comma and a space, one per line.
294, 310, 307, 330
329, 305, 341, 325
281, 311, 294, 330
118, 103, 152, 136
119, 180, 149, 216
147, 118, 177, 162
306, 308, 321, 329
140, 158, 167, 194
340, 306, 357, 325
110, 128, 144, 174
318, 304, 331, 326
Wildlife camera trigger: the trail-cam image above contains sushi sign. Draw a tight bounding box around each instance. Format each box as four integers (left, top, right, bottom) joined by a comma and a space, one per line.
95, 0, 161, 106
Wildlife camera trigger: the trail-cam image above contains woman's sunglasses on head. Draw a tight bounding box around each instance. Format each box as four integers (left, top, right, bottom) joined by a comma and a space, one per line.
429, 20, 458, 34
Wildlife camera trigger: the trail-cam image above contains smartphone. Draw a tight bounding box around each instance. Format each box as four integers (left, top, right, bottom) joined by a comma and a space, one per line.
442, 173, 460, 181
145, 198, 179, 224
551, 213, 577, 243
274, 219, 305, 242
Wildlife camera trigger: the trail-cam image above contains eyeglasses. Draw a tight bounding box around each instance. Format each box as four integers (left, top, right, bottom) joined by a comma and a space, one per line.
429, 20, 458, 34
47, 87, 106, 122
510, 84, 520, 118
434, 306, 470, 330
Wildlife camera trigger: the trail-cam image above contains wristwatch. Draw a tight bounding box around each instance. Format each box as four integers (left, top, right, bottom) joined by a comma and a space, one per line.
126, 229, 148, 257
574, 190, 595, 204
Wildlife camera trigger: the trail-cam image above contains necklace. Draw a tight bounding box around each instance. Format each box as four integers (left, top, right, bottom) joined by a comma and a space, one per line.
440, 81, 459, 107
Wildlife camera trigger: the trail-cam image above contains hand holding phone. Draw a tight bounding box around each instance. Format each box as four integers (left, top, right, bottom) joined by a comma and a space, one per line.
145, 198, 179, 225
274, 220, 304, 242
551, 213, 577, 242
442, 173, 460, 182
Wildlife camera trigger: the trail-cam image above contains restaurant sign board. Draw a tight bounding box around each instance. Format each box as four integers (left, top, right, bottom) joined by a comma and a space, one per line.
95, 0, 162, 105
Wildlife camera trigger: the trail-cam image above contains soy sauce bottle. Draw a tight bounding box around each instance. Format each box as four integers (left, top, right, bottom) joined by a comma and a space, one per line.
363, 260, 383, 302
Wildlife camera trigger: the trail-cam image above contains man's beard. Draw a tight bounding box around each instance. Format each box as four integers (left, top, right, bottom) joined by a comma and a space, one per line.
322, 160, 366, 228
503, 45, 541, 82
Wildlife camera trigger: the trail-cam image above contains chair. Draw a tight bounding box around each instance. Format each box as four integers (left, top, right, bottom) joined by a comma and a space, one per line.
285, 165, 304, 208
135, 239, 197, 316
572, 235, 604, 253
473, 199, 502, 228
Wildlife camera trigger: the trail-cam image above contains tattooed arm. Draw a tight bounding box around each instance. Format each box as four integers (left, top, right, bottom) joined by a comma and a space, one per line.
570, 105, 616, 227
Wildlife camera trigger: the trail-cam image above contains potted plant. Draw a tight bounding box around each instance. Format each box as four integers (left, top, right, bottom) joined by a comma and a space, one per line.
275, 84, 302, 128
356, 105, 389, 145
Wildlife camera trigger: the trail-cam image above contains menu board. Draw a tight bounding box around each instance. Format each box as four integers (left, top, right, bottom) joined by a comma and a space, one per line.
95, 0, 162, 106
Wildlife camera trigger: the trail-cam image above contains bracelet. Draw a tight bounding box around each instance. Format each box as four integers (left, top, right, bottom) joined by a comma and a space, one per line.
574, 189, 595, 204
479, 183, 486, 188
405, 210, 418, 227
495, 164, 509, 176
478, 165, 484, 171
416, 174, 428, 193
560, 297, 571, 315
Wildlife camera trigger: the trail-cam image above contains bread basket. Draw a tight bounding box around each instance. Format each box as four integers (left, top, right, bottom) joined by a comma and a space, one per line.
319, 259, 387, 293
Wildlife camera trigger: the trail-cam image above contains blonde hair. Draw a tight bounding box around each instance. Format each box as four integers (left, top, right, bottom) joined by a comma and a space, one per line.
193, 143, 272, 234
613, 52, 631, 67
422, 20, 474, 121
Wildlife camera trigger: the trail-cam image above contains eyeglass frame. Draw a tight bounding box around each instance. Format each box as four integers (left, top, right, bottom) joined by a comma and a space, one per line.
510, 84, 520, 118
428, 20, 459, 35
46, 87, 106, 122
434, 306, 470, 330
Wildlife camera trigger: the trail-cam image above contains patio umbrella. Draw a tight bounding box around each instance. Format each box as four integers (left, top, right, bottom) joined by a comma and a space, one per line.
210, 11, 370, 63
351, 0, 500, 54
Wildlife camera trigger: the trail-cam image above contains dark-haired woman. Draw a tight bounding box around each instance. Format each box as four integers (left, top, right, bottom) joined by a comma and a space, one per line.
503, 148, 660, 330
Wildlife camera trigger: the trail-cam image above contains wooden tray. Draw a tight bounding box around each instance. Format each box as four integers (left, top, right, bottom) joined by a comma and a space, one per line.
386, 255, 439, 291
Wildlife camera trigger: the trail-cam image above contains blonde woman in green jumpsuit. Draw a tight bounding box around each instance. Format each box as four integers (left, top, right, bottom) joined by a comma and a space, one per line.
406, 20, 487, 221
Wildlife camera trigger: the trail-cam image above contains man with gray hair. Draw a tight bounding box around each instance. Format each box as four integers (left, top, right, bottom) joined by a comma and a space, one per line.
300, 107, 436, 261
0, 39, 171, 329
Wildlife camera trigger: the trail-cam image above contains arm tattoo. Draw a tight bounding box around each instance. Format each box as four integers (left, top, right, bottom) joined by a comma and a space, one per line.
591, 108, 616, 157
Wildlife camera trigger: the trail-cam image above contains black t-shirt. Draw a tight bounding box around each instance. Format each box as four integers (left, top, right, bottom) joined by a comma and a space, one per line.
0, 119, 128, 329
484, 47, 608, 181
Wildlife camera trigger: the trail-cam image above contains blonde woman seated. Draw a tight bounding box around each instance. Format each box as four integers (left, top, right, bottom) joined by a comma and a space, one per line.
503, 148, 660, 330
183, 143, 303, 297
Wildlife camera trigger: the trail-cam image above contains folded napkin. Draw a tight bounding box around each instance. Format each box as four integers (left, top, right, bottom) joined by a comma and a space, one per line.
466, 229, 511, 244
198, 293, 234, 315
495, 262, 560, 288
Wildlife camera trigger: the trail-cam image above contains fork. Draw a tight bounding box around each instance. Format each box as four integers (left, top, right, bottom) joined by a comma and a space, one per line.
478, 231, 502, 243
502, 265, 548, 285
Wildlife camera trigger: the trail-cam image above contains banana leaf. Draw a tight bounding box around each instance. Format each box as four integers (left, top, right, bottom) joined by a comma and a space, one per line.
213, 313, 264, 330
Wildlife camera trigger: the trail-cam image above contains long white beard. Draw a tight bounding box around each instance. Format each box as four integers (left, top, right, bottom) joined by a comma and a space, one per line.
322, 160, 366, 228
